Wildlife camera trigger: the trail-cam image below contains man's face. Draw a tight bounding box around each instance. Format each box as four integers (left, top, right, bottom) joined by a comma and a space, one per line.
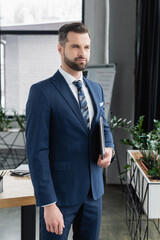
58, 32, 90, 72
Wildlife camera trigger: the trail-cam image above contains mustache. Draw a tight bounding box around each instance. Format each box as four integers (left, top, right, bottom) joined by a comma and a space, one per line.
75, 57, 87, 61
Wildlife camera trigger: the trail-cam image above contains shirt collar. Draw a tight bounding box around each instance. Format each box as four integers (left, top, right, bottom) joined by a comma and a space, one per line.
59, 67, 83, 85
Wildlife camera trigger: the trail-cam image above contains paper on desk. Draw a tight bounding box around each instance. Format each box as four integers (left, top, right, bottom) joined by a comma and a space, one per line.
10, 164, 30, 177
13, 164, 29, 173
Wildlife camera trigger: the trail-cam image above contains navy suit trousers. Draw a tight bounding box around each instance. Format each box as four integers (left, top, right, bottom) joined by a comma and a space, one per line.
40, 192, 102, 240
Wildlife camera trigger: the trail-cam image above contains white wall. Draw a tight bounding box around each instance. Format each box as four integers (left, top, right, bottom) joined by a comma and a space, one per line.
85, 0, 136, 183
85, 0, 106, 64
3, 34, 60, 114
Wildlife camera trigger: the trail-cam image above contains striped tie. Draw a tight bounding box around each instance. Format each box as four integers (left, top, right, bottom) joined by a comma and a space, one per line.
73, 80, 90, 130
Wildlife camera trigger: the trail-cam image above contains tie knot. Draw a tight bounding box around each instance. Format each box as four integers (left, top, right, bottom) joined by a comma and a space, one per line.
73, 80, 82, 90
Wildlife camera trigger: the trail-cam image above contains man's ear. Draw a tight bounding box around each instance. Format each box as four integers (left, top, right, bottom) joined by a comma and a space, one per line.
57, 43, 64, 55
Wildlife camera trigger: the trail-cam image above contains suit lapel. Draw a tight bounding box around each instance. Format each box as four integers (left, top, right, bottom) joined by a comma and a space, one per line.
50, 71, 88, 133
83, 77, 100, 131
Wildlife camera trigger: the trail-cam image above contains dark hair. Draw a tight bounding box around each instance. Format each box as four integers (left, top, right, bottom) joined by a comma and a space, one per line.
58, 22, 90, 46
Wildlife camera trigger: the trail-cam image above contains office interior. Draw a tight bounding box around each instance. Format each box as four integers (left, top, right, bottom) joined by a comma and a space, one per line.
0, 0, 160, 239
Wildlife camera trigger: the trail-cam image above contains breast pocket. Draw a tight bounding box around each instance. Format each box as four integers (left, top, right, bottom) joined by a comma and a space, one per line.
99, 101, 104, 107
99, 101, 104, 115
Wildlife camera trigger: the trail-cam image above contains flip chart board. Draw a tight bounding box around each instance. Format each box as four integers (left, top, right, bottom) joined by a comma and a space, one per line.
84, 64, 116, 119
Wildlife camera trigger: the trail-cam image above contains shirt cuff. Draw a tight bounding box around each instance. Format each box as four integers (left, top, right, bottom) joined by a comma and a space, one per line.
42, 202, 56, 207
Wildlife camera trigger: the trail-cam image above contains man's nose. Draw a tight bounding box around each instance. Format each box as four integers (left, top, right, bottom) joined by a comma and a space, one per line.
78, 48, 85, 57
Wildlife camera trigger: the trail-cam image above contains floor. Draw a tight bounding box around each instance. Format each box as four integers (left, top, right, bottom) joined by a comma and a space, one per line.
0, 185, 159, 240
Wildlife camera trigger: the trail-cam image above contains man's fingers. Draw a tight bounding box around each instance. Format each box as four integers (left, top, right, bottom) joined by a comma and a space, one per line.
97, 158, 111, 168
50, 225, 55, 233
98, 158, 109, 165
58, 221, 65, 235
44, 204, 65, 235
46, 223, 64, 235
58, 224, 64, 235
46, 224, 50, 232
54, 224, 59, 234
55, 223, 65, 235
46, 224, 55, 233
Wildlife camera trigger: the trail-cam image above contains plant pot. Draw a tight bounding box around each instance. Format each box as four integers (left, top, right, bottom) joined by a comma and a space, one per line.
127, 150, 160, 219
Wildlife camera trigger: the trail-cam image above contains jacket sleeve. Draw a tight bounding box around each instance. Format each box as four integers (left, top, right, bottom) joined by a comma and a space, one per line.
100, 85, 114, 150
26, 84, 57, 206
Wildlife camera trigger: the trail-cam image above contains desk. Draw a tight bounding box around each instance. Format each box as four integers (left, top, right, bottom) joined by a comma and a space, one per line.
0, 172, 36, 240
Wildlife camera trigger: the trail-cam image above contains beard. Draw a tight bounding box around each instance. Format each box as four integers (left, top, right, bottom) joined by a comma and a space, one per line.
64, 54, 88, 71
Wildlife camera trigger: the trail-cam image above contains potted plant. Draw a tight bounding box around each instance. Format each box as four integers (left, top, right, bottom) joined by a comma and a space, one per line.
109, 115, 160, 219
12, 109, 26, 131
0, 105, 12, 131
109, 115, 160, 180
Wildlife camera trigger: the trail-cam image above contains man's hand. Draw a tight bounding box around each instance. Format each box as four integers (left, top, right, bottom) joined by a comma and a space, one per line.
97, 147, 113, 168
44, 203, 65, 235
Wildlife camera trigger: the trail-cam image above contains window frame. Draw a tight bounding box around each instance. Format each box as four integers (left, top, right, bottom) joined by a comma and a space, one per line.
0, 0, 84, 35
0, 41, 6, 108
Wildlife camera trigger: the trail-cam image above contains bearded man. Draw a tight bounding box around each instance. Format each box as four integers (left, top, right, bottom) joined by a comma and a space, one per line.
26, 22, 114, 240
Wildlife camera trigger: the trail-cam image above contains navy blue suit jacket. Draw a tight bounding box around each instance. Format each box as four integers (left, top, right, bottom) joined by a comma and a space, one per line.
26, 70, 114, 207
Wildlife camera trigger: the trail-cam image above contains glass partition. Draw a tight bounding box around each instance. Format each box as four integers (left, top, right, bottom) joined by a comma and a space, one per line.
1, 34, 61, 114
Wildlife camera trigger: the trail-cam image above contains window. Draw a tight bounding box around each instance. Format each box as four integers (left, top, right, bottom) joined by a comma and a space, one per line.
1, 0, 83, 31
0, 1, 84, 114
0, 41, 5, 108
